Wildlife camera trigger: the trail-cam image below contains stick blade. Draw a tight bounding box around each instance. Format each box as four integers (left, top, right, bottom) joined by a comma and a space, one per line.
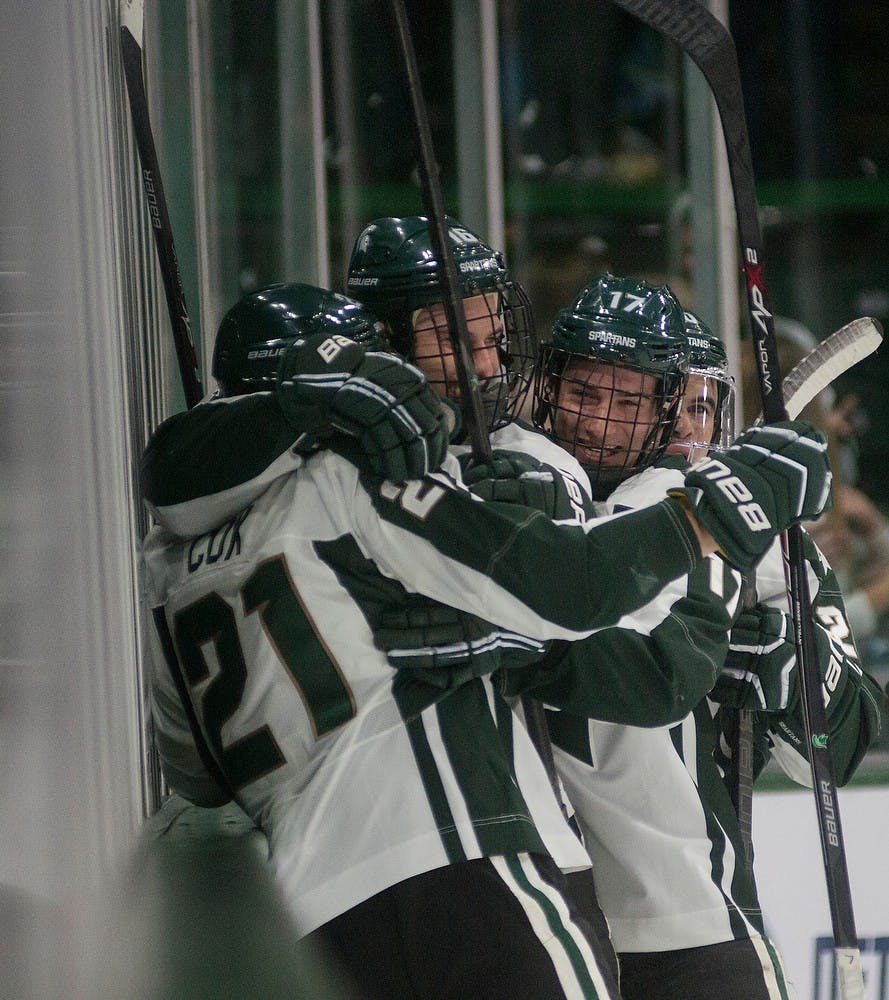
120, 0, 144, 48
607, 0, 728, 63
781, 317, 883, 420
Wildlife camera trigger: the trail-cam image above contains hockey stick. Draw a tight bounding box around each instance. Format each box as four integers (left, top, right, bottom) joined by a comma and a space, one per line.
732, 315, 883, 868
389, 0, 491, 464
120, 0, 203, 409
606, 3, 864, 994
761, 317, 883, 425
731, 583, 756, 880
388, 0, 564, 810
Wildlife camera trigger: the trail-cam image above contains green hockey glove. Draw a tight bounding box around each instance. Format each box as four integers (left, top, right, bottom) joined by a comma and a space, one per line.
670, 420, 831, 573
460, 449, 591, 521
711, 606, 796, 711
373, 593, 547, 687
277, 332, 450, 481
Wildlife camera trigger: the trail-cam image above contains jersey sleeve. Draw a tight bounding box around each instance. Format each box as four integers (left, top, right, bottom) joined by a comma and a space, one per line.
343, 457, 705, 640
500, 556, 736, 726
719, 531, 884, 787
141, 394, 305, 536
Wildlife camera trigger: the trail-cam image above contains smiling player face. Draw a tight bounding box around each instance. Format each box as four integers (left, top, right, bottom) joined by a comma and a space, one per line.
668, 372, 724, 463
552, 358, 663, 470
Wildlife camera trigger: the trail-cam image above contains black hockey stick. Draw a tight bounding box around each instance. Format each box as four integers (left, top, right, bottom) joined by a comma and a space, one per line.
730, 579, 756, 879
389, 0, 491, 464
120, 0, 203, 409
605, 2, 864, 993
388, 0, 564, 812
734, 316, 882, 872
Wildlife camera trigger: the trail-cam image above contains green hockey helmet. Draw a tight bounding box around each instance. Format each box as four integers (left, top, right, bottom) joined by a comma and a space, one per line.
212, 282, 386, 397
346, 216, 535, 430
347, 216, 511, 330
669, 310, 736, 460
533, 273, 688, 498
682, 310, 728, 370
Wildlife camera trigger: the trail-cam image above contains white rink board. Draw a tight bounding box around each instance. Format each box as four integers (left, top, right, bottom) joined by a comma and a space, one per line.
753, 785, 889, 999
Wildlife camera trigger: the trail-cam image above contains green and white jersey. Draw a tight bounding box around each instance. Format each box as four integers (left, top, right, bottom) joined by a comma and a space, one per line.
465, 418, 594, 500
553, 705, 759, 952
142, 393, 304, 536
548, 462, 882, 953
713, 526, 884, 790
143, 444, 703, 938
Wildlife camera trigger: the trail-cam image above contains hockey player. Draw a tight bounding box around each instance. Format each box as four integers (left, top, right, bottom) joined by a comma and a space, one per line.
531, 274, 688, 502
344, 214, 536, 433
379, 292, 882, 1000
540, 306, 882, 1000
530, 300, 799, 998
143, 219, 539, 528
667, 311, 736, 465
141, 282, 453, 535
142, 278, 831, 1000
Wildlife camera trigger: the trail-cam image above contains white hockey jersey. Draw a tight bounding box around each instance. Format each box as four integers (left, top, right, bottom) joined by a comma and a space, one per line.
550, 462, 880, 952
143, 447, 704, 937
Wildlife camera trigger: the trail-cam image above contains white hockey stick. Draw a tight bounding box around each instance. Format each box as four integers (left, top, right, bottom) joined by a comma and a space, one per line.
757, 317, 883, 423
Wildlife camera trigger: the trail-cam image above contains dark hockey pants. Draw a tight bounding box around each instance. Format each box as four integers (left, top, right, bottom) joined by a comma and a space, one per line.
310, 852, 621, 999
618, 936, 791, 1000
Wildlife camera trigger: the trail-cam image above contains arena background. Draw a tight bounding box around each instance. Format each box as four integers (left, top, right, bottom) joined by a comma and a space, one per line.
2, 1, 887, 996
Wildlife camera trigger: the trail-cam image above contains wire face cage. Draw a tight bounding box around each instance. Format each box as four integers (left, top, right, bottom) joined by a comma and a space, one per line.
534, 346, 685, 498
409, 281, 536, 432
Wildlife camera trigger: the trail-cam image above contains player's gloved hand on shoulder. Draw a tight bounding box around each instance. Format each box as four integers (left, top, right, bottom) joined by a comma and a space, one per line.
276, 331, 451, 481
710, 605, 796, 711
669, 420, 831, 573
373, 592, 547, 687
460, 449, 591, 521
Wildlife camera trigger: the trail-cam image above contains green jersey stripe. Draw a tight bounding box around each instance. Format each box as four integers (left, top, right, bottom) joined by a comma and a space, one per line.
495, 854, 611, 999
435, 685, 547, 857
396, 702, 467, 865
752, 934, 792, 1000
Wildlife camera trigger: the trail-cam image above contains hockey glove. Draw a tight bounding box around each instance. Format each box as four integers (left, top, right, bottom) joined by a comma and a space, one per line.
669, 420, 831, 573
710, 606, 796, 711
276, 332, 450, 481
460, 449, 591, 521
373, 593, 547, 687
